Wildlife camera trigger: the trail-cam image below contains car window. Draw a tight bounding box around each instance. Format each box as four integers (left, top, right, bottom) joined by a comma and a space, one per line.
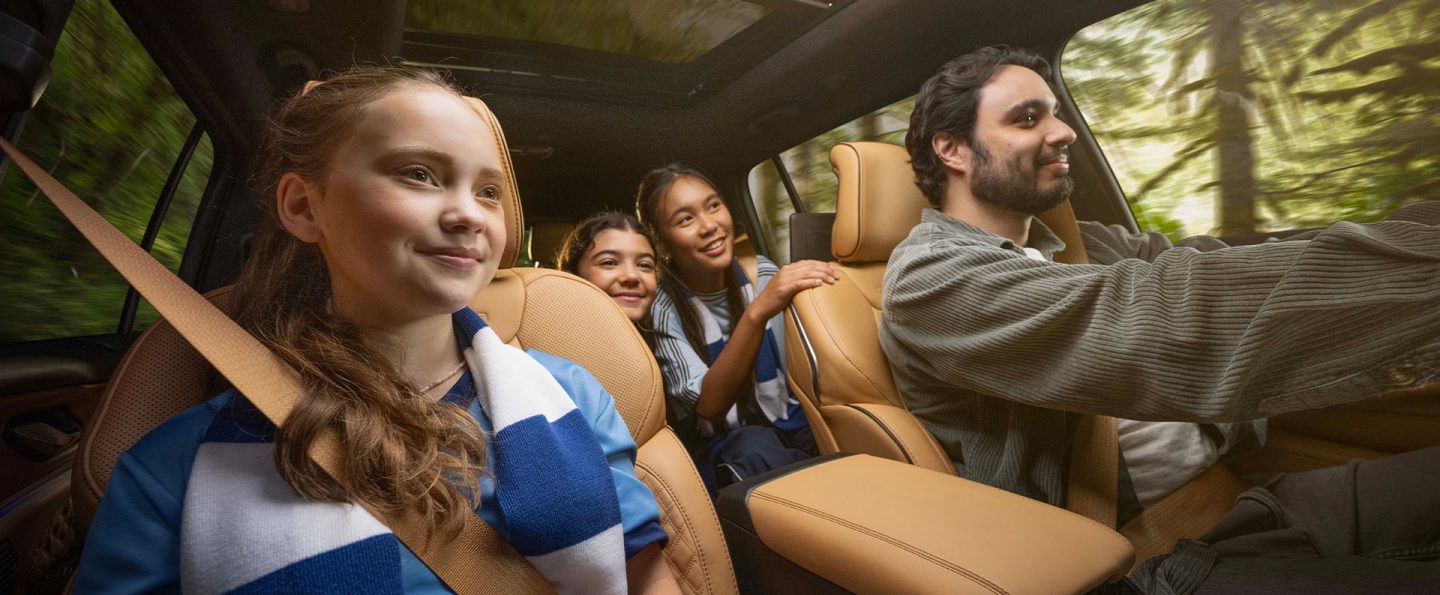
1063, 0, 1439, 241
747, 96, 915, 263
0, 0, 214, 344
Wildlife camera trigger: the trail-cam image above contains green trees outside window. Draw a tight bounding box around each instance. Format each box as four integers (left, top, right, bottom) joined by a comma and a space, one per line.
0, 0, 213, 343
1065, 0, 1439, 240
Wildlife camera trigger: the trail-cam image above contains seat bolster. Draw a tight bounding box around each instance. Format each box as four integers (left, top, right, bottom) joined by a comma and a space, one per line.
789, 266, 900, 409
825, 403, 953, 476
636, 428, 740, 595
783, 309, 838, 454
743, 455, 1134, 594
74, 287, 233, 533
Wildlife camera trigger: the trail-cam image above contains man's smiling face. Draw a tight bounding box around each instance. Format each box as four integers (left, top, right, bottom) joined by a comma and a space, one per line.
965, 65, 1077, 215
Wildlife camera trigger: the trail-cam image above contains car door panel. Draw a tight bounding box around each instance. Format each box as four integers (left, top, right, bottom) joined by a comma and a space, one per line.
1234, 384, 1440, 474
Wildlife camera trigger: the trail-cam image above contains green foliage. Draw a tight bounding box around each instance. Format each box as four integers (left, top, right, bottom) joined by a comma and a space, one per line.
1065, 0, 1440, 238
746, 96, 914, 263
752, 0, 1439, 249
0, 0, 213, 343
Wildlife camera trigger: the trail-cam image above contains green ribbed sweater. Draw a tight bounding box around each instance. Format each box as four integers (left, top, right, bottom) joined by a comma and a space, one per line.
879, 208, 1440, 509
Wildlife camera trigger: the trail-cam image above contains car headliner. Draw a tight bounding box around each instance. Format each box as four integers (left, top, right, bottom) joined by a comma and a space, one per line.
106, 0, 1144, 289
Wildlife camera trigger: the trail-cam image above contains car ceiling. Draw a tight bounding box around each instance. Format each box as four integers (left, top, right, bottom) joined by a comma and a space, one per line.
100, 0, 1142, 287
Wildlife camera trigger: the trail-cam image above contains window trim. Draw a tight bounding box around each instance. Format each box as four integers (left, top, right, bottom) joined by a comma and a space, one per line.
116, 122, 207, 335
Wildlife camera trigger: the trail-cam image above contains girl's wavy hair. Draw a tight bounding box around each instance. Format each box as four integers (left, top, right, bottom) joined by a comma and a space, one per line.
556, 211, 655, 276
634, 163, 767, 428
231, 65, 487, 540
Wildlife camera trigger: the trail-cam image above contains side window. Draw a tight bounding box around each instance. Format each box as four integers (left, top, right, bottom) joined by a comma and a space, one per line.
0, 0, 214, 344
747, 96, 915, 263
1063, 0, 1438, 241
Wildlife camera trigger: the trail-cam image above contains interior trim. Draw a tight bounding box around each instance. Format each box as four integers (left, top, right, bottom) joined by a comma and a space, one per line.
716, 453, 853, 535
787, 305, 823, 401
842, 404, 914, 465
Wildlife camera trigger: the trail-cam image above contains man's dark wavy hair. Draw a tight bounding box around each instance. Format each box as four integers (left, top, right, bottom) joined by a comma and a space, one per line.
905, 46, 1053, 206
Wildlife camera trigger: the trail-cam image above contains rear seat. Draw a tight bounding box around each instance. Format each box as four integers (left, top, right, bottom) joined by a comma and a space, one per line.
525, 218, 574, 268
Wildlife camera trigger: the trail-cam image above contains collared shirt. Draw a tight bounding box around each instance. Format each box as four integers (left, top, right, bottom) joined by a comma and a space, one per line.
879, 208, 1440, 510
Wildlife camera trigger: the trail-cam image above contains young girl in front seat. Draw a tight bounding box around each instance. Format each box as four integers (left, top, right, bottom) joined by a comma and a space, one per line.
636, 163, 835, 492
75, 66, 677, 594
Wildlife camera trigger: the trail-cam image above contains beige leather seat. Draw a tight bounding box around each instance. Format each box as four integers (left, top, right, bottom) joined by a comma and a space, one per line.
72, 107, 738, 594
786, 142, 1104, 471
782, 141, 956, 474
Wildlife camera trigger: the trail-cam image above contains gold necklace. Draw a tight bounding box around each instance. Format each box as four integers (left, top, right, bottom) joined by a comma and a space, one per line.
417, 360, 466, 394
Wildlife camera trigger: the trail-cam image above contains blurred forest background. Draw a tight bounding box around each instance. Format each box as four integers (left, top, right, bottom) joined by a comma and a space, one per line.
750, 0, 1439, 259
0, 0, 212, 343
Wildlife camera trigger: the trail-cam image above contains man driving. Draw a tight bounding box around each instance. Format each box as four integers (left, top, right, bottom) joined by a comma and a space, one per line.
881, 45, 1440, 592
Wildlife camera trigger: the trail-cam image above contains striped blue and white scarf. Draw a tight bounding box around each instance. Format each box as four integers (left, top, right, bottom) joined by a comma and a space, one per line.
179, 307, 626, 594
688, 261, 803, 437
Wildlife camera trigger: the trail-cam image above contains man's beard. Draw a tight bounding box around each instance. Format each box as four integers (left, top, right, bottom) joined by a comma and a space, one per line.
969, 141, 1074, 215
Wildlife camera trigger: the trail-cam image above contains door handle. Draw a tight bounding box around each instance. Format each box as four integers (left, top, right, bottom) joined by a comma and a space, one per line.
4, 411, 81, 461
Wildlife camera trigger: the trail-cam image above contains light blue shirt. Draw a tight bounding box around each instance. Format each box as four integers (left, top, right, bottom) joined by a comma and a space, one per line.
75, 350, 665, 594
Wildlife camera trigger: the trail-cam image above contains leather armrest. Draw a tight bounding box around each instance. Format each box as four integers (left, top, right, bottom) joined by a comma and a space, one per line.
720, 454, 1133, 594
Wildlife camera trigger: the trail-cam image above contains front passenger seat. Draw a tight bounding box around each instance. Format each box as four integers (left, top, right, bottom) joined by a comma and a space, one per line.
70, 98, 740, 595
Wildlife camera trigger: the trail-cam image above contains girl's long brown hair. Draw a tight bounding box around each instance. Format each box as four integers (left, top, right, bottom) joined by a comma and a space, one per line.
635, 164, 767, 427
230, 66, 488, 539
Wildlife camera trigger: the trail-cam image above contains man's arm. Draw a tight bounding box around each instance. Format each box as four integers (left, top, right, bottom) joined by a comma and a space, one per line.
1078, 220, 1229, 264
882, 220, 1440, 423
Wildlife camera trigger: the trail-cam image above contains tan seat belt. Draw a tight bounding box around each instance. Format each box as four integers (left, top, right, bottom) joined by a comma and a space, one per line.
1, 138, 553, 594
1041, 202, 1243, 561
1120, 463, 1244, 566
1064, 414, 1119, 529
1037, 201, 1119, 530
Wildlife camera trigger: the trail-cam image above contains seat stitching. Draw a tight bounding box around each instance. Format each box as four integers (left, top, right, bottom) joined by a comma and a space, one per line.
805, 287, 892, 404
636, 459, 712, 594
750, 491, 1007, 595
636, 462, 707, 592
651, 435, 739, 585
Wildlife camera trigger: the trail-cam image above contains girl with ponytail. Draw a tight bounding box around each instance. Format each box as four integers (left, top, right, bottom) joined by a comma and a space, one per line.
636, 163, 834, 492
76, 66, 677, 594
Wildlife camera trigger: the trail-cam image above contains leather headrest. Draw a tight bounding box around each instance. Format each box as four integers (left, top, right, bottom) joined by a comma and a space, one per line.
830, 141, 1089, 265
298, 81, 524, 269
830, 142, 930, 264
461, 96, 524, 270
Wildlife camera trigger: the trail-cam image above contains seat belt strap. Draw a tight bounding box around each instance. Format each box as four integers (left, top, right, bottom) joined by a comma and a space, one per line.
0, 137, 552, 594
1120, 463, 1244, 567
1037, 201, 1120, 529
1065, 414, 1119, 529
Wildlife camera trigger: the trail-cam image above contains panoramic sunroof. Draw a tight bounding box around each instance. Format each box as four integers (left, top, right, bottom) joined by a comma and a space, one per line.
400, 0, 849, 106
405, 0, 772, 64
